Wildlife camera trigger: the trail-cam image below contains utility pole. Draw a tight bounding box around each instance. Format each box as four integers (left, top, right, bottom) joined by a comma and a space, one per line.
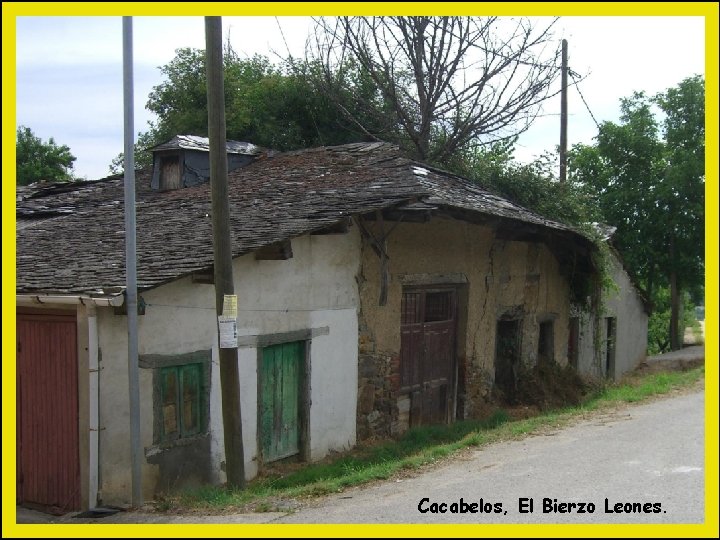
122, 16, 142, 507
559, 38, 568, 183
205, 16, 245, 489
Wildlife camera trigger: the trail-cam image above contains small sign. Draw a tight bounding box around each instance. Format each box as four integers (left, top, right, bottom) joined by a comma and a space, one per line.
218, 316, 237, 348
222, 294, 238, 318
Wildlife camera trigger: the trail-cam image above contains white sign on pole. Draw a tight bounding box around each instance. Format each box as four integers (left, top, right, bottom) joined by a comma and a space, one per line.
218, 316, 237, 348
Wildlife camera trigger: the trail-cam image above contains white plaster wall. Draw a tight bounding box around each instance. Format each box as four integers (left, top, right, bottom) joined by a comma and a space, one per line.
576, 253, 648, 380
307, 309, 358, 459
95, 228, 360, 504
575, 309, 600, 378
603, 256, 649, 378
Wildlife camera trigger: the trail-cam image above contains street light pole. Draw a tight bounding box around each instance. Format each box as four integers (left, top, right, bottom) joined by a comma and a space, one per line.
122, 15, 142, 507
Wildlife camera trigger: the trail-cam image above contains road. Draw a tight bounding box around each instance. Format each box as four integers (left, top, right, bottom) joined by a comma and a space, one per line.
274, 387, 705, 524
16, 385, 706, 525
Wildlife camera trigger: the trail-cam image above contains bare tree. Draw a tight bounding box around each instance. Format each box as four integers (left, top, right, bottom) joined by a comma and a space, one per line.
309, 16, 562, 165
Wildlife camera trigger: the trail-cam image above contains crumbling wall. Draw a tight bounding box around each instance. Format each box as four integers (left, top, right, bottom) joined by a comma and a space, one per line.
356, 216, 572, 439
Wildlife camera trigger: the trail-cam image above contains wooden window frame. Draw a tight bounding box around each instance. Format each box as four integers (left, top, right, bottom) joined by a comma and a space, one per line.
141, 350, 211, 446
158, 363, 205, 443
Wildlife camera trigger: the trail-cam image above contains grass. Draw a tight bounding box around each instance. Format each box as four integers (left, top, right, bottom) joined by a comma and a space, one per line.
156, 366, 704, 514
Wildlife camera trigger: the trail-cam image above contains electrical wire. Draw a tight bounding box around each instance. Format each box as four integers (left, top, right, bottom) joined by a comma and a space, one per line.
570, 70, 601, 129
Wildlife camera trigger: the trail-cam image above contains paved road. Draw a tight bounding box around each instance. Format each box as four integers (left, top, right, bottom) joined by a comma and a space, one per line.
275, 388, 705, 524
16, 386, 706, 526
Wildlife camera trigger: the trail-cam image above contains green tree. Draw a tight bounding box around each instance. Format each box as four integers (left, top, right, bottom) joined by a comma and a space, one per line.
16, 126, 76, 185
110, 45, 388, 174
571, 92, 666, 296
654, 75, 705, 350
647, 286, 699, 354
448, 139, 601, 230
569, 76, 705, 352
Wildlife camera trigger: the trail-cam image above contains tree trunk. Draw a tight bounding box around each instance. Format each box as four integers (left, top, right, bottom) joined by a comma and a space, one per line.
669, 236, 681, 351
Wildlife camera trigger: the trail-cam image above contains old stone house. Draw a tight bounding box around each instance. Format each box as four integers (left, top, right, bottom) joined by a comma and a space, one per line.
15, 139, 646, 512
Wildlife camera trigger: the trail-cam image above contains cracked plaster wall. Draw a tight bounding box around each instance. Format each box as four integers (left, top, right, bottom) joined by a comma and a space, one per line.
357, 217, 572, 435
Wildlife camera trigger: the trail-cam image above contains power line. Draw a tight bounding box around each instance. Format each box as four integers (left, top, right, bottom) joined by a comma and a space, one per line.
569, 70, 601, 129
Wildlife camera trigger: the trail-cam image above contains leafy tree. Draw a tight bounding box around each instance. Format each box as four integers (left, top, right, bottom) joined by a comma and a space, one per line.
647, 287, 699, 354
309, 16, 562, 166
571, 93, 666, 295
109, 130, 156, 174
654, 75, 705, 349
16, 126, 76, 185
569, 76, 705, 352
447, 139, 600, 229
110, 45, 387, 174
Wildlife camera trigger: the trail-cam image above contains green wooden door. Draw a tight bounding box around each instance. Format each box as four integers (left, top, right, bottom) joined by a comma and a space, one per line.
261, 341, 304, 462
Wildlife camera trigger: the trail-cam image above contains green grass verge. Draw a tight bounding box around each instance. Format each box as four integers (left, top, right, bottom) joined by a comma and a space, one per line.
160, 366, 704, 513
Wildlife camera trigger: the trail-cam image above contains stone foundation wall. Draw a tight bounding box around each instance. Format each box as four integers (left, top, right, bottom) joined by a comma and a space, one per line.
461, 359, 495, 419
357, 352, 399, 440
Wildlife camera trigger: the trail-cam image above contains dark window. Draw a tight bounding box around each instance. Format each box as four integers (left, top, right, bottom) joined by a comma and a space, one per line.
401, 292, 422, 325
495, 319, 522, 399
538, 320, 554, 364
158, 363, 205, 443
568, 317, 580, 369
424, 292, 453, 322
605, 317, 617, 378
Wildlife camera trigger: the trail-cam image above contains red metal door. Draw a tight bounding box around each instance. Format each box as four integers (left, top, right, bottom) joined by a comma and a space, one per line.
17, 311, 80, 513
400, 289, 456, 426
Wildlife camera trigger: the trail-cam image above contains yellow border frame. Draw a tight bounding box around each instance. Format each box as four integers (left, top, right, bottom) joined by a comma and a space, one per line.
3, 2, 718, 538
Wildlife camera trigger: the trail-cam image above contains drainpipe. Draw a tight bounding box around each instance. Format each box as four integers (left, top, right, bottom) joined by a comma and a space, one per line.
87, 303, 100, 508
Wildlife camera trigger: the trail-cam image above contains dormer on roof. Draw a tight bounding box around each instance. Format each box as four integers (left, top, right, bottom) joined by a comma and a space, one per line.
149, 135, 260, 191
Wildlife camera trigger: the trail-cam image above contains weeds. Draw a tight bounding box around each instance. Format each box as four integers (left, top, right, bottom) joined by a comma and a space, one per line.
154, 366, 703, 514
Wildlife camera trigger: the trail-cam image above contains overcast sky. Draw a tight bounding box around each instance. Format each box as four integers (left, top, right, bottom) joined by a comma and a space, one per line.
14, 15, 706, 180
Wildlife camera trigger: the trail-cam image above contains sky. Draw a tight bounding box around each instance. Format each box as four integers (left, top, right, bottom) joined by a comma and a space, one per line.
13, 14, 707, 181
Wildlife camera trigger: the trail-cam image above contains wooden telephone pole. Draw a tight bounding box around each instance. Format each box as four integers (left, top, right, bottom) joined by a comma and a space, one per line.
559, 38, 568, 183
205, 16, 245, 489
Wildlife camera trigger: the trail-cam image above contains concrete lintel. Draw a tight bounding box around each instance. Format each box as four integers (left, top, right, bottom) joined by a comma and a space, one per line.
398, 273, 468, 287
139, 349, 212, 369
237, 326, 330, 348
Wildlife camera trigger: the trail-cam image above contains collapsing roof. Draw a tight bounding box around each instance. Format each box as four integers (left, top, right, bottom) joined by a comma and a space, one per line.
148, 134, 260, 156
16, 142, 596, 298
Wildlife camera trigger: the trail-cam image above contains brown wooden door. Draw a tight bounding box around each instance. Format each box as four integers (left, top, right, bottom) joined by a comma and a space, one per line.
400, 289, 457, 426
17, 311, 80, 513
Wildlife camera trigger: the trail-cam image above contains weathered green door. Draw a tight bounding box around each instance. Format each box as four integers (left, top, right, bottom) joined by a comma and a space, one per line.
260, 341, 304, 462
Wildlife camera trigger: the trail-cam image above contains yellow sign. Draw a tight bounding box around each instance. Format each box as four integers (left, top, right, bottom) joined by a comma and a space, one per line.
222, 294, 238, 317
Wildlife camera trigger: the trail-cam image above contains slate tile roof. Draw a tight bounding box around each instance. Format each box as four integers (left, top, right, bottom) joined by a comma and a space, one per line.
148, 134, 260, 155
16, 142, 586, 297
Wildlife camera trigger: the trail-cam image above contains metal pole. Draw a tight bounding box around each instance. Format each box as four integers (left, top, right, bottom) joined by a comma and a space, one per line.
206, 16, 245, 489
122, 16, 142, 507
559, 39, 568, 183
